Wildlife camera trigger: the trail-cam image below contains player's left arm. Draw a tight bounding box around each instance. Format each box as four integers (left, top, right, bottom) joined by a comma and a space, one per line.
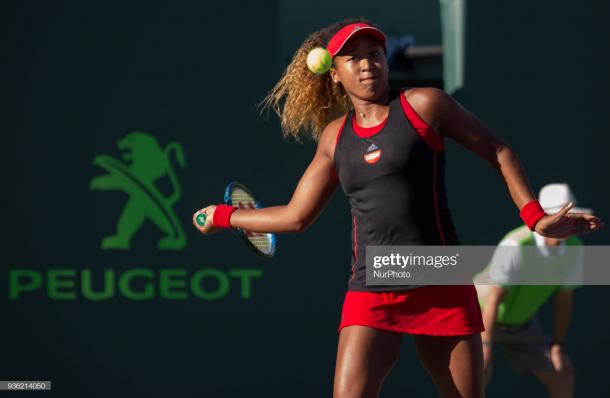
405, 87, 604, 238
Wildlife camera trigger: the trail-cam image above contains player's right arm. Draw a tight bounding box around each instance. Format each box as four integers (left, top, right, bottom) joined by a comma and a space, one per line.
481, 285, 507, 343
550, 289, 575, 374
193, 117, 344, 234
481, 285, 507, 378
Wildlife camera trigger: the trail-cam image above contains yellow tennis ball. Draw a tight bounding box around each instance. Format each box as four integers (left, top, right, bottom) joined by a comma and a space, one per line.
306, 47, 332, 75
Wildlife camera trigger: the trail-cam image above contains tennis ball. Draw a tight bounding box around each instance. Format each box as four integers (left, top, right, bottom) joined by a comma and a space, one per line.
306, 47, 332, 75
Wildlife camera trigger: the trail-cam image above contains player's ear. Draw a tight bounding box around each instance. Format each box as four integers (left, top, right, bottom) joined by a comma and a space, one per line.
329, 67, 340, 84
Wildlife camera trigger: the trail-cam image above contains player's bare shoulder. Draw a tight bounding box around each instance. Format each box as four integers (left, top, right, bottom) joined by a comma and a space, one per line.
403, 87, 453, 131
403, 87, 450, 111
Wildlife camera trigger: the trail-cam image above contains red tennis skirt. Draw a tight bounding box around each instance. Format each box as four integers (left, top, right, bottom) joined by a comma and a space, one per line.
338, 285, 484, 336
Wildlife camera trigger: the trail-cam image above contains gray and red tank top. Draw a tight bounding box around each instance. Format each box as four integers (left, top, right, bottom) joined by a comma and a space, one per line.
333, 93, 460, 292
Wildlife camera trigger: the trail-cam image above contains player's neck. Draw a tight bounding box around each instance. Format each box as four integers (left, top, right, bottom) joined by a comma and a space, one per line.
352, 91, 391, 127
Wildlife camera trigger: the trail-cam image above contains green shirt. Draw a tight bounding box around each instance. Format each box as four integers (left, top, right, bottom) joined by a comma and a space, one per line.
479, 225, 582, 326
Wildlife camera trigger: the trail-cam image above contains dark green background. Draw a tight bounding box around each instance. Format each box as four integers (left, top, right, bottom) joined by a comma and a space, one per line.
3, 1, 608, 396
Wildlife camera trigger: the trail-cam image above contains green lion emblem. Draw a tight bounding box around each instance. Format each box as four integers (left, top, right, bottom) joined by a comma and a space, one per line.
90, 131, 187, 250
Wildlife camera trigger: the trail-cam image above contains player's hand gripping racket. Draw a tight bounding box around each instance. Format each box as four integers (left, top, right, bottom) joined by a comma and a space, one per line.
195, 182, 276, 258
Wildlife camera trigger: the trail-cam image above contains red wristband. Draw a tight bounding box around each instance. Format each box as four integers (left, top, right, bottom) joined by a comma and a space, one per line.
213, 204, 237, 229
520, 200, 547, 231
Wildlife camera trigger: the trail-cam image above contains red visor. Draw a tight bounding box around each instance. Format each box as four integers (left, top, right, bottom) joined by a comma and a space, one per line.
326, 23, 387, 57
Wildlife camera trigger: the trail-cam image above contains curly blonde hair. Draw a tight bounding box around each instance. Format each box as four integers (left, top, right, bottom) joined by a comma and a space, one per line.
261, 19, 378, 142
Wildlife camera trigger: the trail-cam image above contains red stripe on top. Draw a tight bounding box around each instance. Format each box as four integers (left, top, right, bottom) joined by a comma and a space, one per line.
351, 113, 389, 138
432, 151, 447, 245
350, 215, 358, 281
399, 93, 445, 151
333, 114, 349, 157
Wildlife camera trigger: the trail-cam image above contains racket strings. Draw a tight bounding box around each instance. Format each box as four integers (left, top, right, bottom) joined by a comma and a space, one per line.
230, 187, 273, 255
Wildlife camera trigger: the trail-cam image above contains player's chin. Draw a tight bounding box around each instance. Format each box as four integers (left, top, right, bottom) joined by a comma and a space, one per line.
358, 80, 388, 99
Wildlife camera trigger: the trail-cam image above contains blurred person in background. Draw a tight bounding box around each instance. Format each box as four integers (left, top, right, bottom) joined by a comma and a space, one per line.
477, 183, 592, 398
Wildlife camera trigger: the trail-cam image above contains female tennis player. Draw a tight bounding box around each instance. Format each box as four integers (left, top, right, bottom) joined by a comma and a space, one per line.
193, 20, 603, 398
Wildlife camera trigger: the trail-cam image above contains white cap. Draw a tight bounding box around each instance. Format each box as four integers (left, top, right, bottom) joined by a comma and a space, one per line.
539, 183, 592, 215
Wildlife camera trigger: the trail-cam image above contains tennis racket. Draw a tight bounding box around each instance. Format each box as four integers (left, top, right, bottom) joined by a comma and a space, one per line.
195, 182, 276, 258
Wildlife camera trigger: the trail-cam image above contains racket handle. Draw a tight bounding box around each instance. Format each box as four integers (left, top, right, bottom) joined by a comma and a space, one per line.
195, 213, 207, 227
